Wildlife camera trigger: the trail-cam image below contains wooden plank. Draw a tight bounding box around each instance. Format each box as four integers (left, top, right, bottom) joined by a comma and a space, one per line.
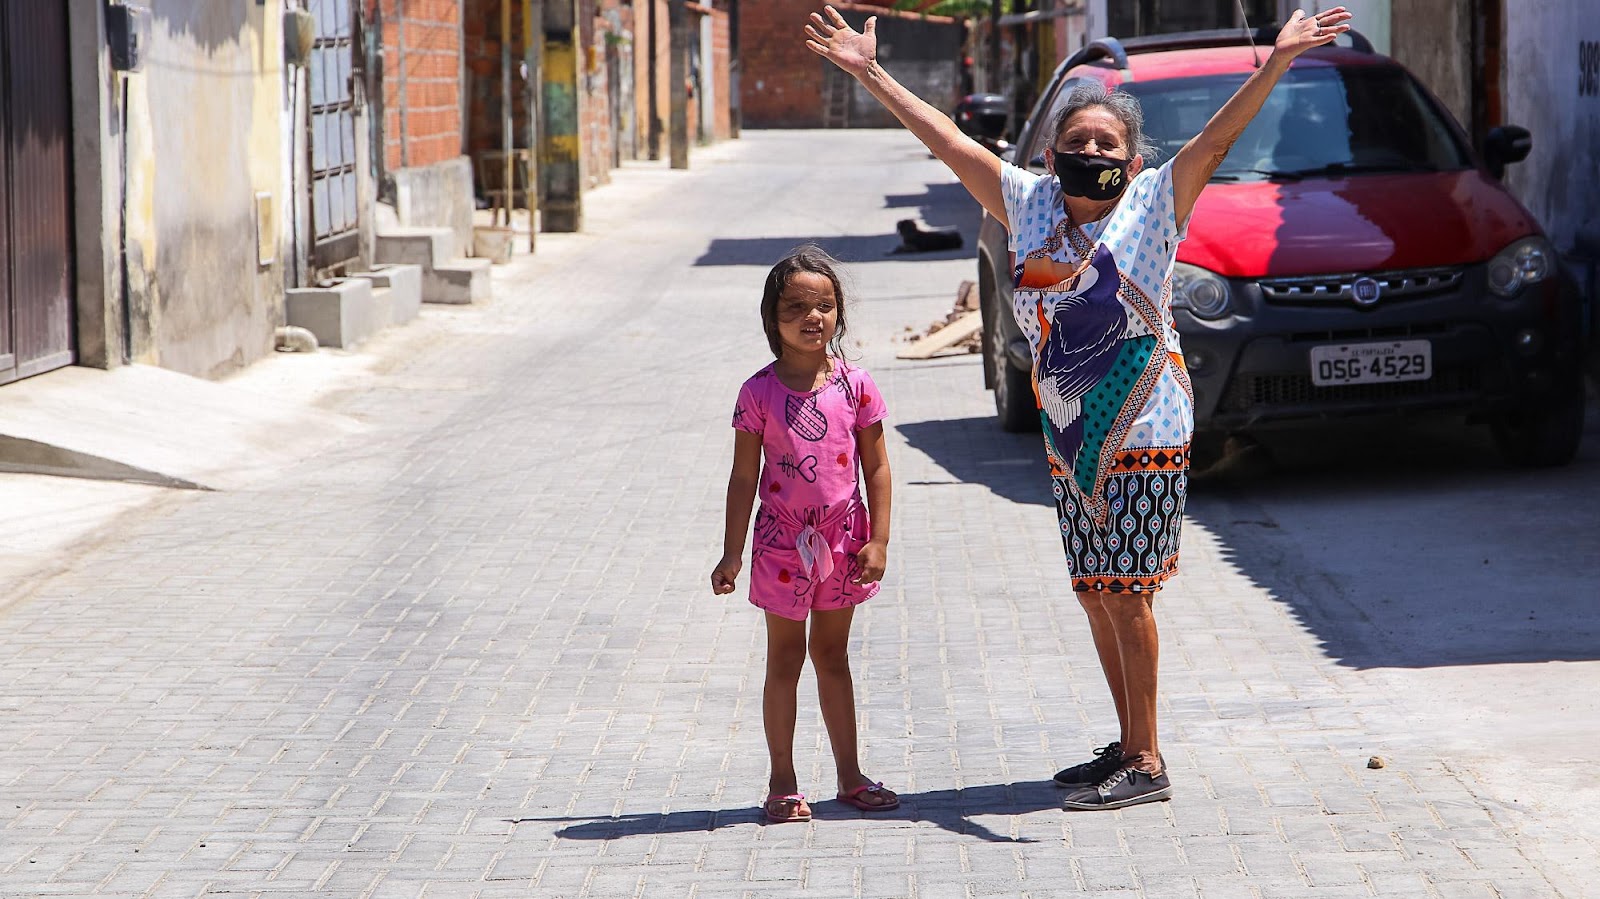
895, 310, 981, 360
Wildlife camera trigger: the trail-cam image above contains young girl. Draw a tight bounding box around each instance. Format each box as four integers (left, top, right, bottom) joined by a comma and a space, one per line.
710, 246, 899, 824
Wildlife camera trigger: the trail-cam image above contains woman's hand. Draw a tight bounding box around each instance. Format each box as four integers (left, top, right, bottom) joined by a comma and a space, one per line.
805, 6, 877, 78
711, 555, 742, 595
852, 541, 887, 585
1274, 7, 1352, 59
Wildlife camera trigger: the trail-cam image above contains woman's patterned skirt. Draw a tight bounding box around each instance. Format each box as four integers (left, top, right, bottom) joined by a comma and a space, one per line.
1054, 446, 1188, 595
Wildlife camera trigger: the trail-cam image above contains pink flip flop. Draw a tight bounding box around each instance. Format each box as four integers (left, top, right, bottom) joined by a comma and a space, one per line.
764, 793, 812, 824
837, 781, 900, 812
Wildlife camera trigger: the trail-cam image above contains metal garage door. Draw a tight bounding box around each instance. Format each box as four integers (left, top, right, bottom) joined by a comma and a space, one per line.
0, 2, 75, 385
309, 0, 360, 269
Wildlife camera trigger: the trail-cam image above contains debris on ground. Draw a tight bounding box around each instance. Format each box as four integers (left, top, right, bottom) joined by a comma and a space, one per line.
896, 280, 982, 360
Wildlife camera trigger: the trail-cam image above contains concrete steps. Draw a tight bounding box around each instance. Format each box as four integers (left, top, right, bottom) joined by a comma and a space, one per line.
373, 227, 491, 305
285, 278, 378, 349
283, 263, 426, 350
347, 263, 423, 327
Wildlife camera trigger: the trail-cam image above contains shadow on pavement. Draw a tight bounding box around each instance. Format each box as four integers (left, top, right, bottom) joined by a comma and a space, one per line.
1186, 412, 1600, 669
694, 233, 966, 266
531, 781, 1072, 843
894, 415, 1052, 507
692, 181, 982, 267
883, 181, 980, 230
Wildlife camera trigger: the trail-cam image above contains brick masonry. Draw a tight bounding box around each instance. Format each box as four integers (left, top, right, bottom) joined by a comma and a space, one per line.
739, 0, 963, 129
739, 0, 828, 128
370, 0, 465, 172
709, 7, 733, 140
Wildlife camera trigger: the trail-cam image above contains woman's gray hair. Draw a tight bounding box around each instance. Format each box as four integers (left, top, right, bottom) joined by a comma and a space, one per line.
1050, 81, 1157, 161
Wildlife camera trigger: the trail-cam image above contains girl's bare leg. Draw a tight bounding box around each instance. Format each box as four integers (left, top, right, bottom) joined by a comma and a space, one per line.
809, 606, 895, 806
764, 613, 811, 813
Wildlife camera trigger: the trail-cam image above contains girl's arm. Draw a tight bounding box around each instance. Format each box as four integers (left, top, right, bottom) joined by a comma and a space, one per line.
711, 430, 764, 595
1170, 7, 1352, 224
805, 7, 1008, 228
853, 421, 891, 584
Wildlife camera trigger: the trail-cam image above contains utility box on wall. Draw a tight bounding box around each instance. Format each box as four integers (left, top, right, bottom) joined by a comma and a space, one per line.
106, 3, 152, 72
284, 7, 316, 68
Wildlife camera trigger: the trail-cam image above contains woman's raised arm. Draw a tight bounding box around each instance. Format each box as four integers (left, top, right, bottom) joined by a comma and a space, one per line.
806, 6, 1009, 228
1170, 7, 1352, 225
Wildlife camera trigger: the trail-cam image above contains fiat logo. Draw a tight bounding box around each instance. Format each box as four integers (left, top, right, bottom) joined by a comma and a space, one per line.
1351, 277, 1382, 306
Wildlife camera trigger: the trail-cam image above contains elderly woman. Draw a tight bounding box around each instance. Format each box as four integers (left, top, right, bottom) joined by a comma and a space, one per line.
806, 6, 1351, 809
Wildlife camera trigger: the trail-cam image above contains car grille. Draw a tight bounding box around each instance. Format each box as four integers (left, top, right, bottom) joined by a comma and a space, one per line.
1285, 322, 1450, 343
1258, 267, 1464, 306
1220, 366, 1482, 412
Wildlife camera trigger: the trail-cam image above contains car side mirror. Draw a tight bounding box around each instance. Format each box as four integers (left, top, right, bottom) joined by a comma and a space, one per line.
1483, 125, 1532, 180
1027, 153, 1047, 173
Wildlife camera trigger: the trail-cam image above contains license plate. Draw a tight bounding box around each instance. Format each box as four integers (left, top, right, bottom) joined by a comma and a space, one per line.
1309, 340, 1432, 386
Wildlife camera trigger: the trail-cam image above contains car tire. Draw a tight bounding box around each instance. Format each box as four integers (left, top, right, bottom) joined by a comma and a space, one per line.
1491, 375, 1587, 468
988, 312, 1037, 433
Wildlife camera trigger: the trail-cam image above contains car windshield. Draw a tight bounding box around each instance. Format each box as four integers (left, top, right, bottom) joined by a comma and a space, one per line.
1114, 65, 1471, 180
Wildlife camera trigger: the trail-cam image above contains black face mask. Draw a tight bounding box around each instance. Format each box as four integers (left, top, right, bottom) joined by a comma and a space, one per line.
1052, 152, 1131, 201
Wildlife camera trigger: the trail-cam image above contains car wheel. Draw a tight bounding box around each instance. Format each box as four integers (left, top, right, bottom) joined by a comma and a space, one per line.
1491, 375, 1587, 468
989, 313, 1037, 433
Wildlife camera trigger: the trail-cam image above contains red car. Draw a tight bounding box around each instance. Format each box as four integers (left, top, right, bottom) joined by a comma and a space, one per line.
975, 29, 1588, 466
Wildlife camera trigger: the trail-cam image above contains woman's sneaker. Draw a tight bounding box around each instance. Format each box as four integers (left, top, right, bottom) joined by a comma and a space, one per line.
1061, 763, 1172, 811
1051, 742, 1123, 788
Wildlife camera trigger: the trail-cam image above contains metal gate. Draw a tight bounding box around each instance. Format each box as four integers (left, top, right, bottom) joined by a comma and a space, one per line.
309, 0, 360, 269
0, 2, 75, 385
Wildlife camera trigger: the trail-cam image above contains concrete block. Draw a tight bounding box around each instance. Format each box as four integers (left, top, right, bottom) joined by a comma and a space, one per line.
369, 287, 394, 330
284, 278, 377, 349
389, 156, 475, 256
346, 263, 422, 325
373, 227, 454, 268
422, 259, 492, 305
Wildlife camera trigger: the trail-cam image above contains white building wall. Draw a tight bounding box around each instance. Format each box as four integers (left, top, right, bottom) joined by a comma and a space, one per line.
1502, 0, 1600, 257
1292, 0, 1390, 55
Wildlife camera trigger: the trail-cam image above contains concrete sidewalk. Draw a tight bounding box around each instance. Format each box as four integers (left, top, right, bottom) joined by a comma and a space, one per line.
0, 132, 1593, 899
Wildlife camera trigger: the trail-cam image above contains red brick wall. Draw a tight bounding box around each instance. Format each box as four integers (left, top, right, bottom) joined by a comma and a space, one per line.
627, 0, 654, 158
738, 0, 825, 128
711, 9, 731, 140
739, 1, 961, 128
371, 0, 464, 171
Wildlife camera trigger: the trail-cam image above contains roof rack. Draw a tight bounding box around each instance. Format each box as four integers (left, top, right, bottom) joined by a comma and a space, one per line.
1049, 26, 1375, 81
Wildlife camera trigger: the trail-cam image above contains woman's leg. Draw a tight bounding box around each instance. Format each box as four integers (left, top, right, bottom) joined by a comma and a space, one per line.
764, 612, 809, 801
1078, 592, 1131, 747
1102, 595, 1161, 770
809, 607, 894, 805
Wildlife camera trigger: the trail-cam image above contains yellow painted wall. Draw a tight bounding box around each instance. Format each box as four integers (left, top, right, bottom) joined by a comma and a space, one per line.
122, 2, 287, 378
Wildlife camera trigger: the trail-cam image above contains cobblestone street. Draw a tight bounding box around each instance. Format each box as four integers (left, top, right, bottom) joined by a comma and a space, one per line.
1, 131, 1595, 898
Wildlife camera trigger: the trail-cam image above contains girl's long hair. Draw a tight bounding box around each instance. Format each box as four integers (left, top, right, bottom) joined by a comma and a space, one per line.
760, 245, 849, 359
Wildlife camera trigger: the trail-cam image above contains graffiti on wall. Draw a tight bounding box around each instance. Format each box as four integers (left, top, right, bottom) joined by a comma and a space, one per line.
1581, 39, 1599, 97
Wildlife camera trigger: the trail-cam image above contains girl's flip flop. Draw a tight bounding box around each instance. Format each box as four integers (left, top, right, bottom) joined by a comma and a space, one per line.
763, 793, 812, 824
837, 781, 900, 811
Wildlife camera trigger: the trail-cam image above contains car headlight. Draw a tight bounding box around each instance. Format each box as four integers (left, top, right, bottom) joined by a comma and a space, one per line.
1171, 262, 1231, 319
1487, 236, 1554, 298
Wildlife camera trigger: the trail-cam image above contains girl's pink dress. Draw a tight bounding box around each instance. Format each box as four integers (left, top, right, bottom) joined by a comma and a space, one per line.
732, 361, 887, 620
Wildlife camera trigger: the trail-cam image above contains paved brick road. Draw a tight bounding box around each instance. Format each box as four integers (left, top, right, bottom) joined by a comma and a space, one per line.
0, 132, 1586, 898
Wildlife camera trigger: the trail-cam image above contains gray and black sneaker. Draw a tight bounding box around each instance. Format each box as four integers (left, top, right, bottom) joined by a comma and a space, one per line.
1052, 742, 1123, 788
1061, 763, 1172, 811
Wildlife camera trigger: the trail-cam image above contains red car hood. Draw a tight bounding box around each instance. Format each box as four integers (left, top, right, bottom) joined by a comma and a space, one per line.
1178, 170, 1540, 279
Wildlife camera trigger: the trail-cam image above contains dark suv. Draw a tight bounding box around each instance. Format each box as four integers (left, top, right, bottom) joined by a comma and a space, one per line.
975, 29, 1588, 466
